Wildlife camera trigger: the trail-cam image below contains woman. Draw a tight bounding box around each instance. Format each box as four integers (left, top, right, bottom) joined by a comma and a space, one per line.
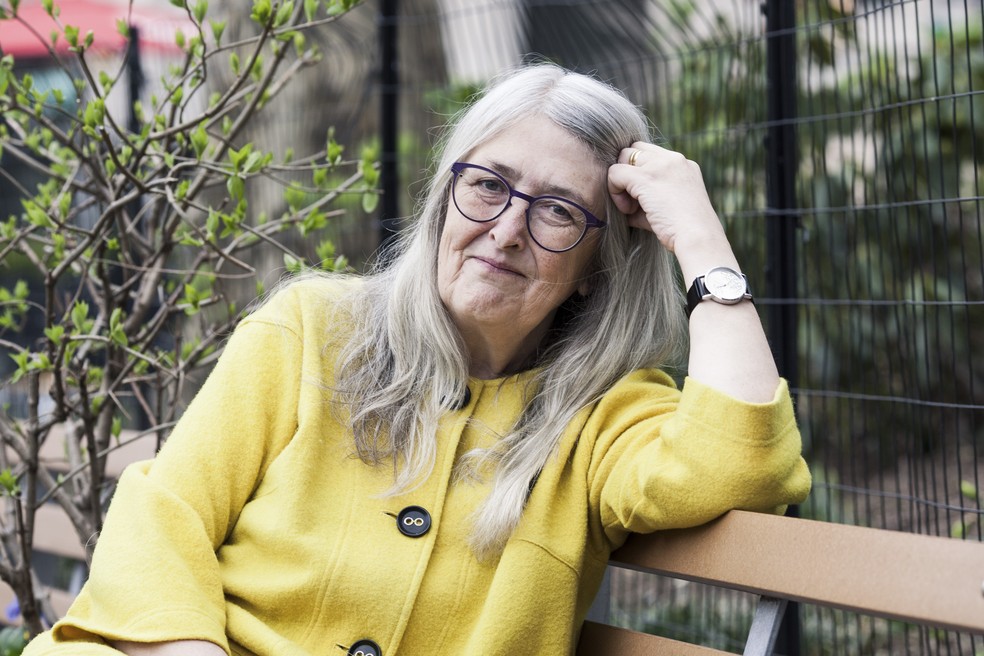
25, 64, 810, 656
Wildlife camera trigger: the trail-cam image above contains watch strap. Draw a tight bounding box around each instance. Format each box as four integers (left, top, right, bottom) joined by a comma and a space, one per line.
685, 270, 753, 318
685, 276, 709, 318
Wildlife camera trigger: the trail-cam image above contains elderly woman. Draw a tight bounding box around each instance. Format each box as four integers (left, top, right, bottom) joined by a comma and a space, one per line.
25, 65, 810, 656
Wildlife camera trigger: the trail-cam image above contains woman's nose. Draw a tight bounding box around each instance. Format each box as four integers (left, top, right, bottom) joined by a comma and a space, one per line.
489, 199, 528, 249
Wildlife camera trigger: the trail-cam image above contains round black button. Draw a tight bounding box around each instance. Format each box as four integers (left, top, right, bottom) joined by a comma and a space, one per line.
396, 505, 431, 537
443, 387, 471, 410
348, 639, 381, 656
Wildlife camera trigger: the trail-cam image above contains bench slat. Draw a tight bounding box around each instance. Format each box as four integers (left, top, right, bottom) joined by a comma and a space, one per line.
612, 510, 984, 634
577, 621, 729, 655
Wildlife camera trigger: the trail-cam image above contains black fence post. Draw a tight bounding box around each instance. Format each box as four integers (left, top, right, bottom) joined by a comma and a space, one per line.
764, 0, 800, 653
126, 26, 144, 135
378, 0, 399, 252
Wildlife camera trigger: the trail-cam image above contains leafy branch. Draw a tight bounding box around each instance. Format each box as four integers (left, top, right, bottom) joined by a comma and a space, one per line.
0, 0, 372, 634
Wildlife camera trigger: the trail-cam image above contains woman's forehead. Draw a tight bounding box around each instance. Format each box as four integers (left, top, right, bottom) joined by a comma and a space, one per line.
463, 118, 608, 206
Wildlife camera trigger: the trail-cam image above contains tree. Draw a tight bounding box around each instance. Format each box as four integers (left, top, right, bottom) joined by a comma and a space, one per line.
0, 0, 373, 634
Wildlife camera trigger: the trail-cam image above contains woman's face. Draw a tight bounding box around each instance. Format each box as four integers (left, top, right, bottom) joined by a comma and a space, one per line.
437, 115, 607, 354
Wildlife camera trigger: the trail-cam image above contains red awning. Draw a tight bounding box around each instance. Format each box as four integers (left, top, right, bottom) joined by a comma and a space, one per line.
0, 0, 192, 60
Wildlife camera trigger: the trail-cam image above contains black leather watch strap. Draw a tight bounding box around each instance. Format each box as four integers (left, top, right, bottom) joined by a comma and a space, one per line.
685, 270, 753, 318
685, 276, 709, 318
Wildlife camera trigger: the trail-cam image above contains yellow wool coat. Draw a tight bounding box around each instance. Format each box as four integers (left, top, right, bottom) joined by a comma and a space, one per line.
25, 279, 811, 656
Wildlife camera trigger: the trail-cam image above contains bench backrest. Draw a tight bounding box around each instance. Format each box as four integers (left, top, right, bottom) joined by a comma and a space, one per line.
578, 509, 984, 655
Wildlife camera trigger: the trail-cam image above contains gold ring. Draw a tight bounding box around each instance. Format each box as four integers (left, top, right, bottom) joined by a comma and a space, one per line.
627, 149, 640, 166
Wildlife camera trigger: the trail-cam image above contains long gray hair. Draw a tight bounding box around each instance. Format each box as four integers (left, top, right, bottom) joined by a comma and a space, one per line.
333, 64, 688, 557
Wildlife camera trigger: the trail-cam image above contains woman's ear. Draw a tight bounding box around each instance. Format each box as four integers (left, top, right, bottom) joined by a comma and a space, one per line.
577, 277, 593, 297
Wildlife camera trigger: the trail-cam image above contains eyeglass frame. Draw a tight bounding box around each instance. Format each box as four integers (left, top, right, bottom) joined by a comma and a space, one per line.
449, 162, 607, 253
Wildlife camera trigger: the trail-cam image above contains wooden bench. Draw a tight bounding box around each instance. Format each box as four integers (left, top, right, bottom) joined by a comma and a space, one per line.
577, 509, 984, 655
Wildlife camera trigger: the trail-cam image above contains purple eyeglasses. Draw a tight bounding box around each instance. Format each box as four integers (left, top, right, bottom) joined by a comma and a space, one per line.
450, 162, 605, 252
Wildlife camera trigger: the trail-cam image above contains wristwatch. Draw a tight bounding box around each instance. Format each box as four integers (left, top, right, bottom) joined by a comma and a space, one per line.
686, 266, 753, 318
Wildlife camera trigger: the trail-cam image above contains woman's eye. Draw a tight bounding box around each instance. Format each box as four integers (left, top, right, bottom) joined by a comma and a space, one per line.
548, 203, 573, 219
477, 178, 506, 193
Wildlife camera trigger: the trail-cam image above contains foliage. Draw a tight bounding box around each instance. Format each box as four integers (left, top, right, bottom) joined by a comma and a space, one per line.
0, 0, 370, 635
0, 625, 29, 656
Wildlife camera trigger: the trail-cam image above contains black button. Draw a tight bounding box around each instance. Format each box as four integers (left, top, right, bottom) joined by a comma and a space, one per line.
443, 386, 471, 410
348, 639, 381, 656
396, 506, 431, 537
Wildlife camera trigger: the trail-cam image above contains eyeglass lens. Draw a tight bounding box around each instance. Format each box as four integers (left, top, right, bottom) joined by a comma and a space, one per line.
452, 164, 588, 252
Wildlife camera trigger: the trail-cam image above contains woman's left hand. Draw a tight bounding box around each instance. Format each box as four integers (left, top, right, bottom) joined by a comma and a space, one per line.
607, 142, 727, 256
608, 142, 782, 403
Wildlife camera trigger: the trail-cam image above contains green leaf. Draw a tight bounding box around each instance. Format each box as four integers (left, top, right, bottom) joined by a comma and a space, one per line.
284, 183, 306, 213
304, 0, 318, 22
242, 151, 263, 173
9, 351, 29, 384
193, 0, 208, 23
64, 24, 79, 47
183, 283, 201, 315
250, 0, 272, 25
22, 200, 52, 227
44, 324, 64, 345
70, 300, 90, 332
361, 191, 378, 214
190, 123, 208, 158
274, 0, 293, 27
299, 208, 326, 236
206, 208, 220, 235
83, 98, 105, 127
13, 280, 29, 300
227, 175, 245, 201
209, 19, 226, 44
0, 469, 20, 496
42, 0, 53, 16
316, 239, 335, 263
960, 480, 979, 501
111, 415, 122, 439
116, 19, 129, 38
325, 127, 343, 164
109, 307, 127, 346
283, 253, 304, 274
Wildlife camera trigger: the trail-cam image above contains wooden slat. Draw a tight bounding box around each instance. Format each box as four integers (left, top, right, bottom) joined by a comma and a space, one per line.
612, 510, 984, 634
577, 621, 729, 656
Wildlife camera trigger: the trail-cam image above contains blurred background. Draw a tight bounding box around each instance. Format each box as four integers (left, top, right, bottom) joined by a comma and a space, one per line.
2, 0, 982, 653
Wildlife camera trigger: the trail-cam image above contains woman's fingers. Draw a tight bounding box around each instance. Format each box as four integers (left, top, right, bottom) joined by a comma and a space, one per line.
608, 142, 723, 251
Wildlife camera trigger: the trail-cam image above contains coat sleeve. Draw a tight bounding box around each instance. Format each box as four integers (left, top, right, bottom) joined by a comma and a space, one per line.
24, 289, 308, 654
585, 371, 812, 549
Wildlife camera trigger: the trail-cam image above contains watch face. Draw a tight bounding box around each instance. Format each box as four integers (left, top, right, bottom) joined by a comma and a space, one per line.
704, 267, 746, 302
